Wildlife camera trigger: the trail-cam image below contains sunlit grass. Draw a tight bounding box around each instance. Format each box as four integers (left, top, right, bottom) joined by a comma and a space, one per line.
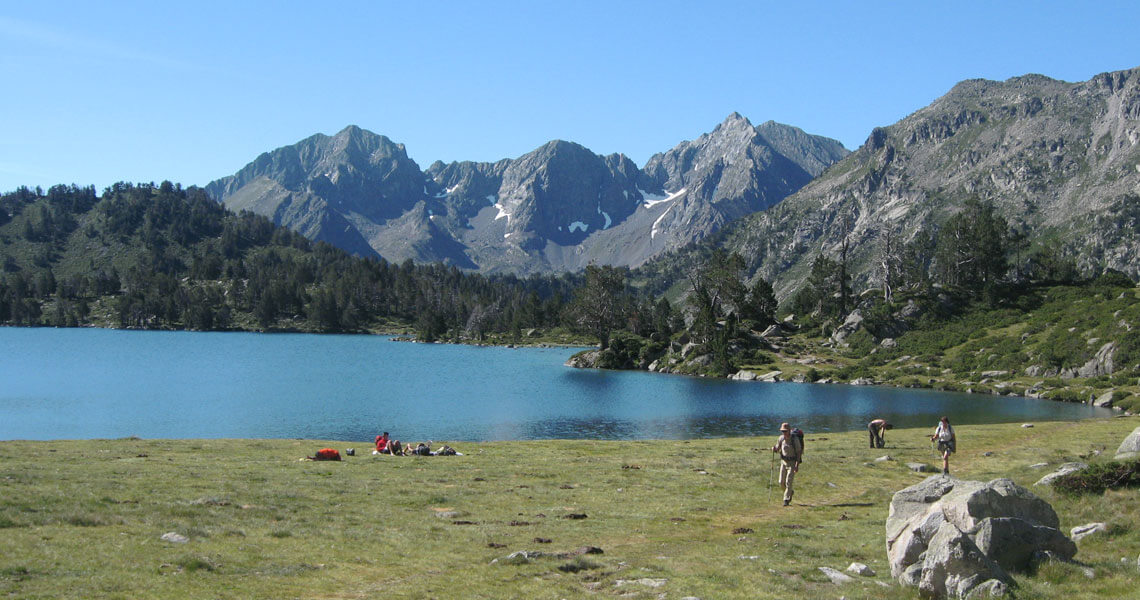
1, 418, 1137, 598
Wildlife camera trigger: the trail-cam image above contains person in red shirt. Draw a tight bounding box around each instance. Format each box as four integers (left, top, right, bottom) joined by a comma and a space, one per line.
375, 432, 390, 453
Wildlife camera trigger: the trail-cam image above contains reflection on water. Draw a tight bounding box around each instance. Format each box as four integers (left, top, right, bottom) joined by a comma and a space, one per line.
0, 328, 1113, 441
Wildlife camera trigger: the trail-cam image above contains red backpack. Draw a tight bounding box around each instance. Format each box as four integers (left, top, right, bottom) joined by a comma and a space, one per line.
314, 448, 341, 461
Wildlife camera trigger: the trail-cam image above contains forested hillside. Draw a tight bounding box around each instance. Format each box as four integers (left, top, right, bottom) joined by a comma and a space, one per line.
0, 183, 593, 340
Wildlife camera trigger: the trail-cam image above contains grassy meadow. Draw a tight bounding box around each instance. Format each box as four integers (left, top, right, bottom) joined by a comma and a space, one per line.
1, 418, 1138, 599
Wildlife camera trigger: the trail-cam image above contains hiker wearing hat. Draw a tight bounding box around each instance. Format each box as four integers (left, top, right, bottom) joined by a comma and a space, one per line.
771, 422, 803, 506
868, 418, 892, 448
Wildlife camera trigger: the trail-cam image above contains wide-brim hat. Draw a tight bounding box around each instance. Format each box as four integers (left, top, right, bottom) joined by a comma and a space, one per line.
779, 422, 791, 432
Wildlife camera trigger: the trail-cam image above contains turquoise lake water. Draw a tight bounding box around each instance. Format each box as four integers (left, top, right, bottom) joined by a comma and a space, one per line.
0, 327, 1111, 441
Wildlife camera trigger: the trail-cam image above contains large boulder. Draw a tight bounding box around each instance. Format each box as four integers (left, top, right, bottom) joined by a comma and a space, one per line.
1115, 426, 1140, 461
830, 309, 864, 345
887, 477, 1074, 598
918, 521, 1010, 600
972, 517, 1076, 570
1077, 342, 1117, 378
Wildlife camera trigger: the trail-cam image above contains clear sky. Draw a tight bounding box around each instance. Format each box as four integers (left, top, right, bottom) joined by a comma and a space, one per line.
2, 1, 1138, 193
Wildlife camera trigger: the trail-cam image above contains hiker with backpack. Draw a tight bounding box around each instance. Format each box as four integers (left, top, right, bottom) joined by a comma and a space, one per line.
931, 416, 956, 475
868, 418, 892, 448
771, 422, 804, 506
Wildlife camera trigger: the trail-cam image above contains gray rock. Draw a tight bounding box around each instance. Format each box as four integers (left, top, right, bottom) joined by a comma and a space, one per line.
818, 566, 856, 585
941, 478, 1061, 532
888, 476, 1071, 597
1078, 342, 1117, 378
1020, 423, 1034, 428
1024, 365, 1043, 377
963, 579, 1010, 598
831, 310, 864, 345
918, 521, 1012, 599
1028, 462, 1049, 469
160, 532, 189, 544
1093, 391, 1115, 408
731, 369, 758, 381
972, 517, 1077, 570
846, 562, 876, 577
875, 455, 894, 463
565, 350, 599, 369
907, 462, 931, 472
689, 354, 713, 368
880, 337, 898, 348
1070, 522, 1107, 542
615, 578, 667, 588
757, 370, 782, 382
1114, 426, 1140, 460
1033, 462, 1088, 487
979, 370, 1008, 379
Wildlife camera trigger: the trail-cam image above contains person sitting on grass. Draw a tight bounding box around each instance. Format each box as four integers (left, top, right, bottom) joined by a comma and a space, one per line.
374, 432, 390, 454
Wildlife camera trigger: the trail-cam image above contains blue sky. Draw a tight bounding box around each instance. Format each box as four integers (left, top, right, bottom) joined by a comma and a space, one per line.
2, 1, 1138, 193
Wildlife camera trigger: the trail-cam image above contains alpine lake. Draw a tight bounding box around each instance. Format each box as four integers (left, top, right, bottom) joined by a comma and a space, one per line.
0, 327, 1112, 442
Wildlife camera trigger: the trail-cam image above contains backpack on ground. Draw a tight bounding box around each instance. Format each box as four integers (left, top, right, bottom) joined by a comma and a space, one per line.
313, 448, 341, 461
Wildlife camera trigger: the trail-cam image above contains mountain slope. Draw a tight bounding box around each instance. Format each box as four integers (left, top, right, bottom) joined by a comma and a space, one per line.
207, 117, 849, 274
699, 66, 1140, 299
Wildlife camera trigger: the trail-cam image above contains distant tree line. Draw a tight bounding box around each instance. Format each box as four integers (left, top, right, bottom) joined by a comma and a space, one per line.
0, 182, 585, 339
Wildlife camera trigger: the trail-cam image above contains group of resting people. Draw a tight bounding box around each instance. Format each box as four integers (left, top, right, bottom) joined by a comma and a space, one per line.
373, 432, 457, 456
771, 416, 957, 507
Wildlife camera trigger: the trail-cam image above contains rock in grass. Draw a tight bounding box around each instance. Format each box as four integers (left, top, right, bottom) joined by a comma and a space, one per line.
887, 476, 1070, 597
616, 578, 667, 588
818, 566, 855, 584
1070, 522, 1106, 542
846, 562, 875, 576
1033, 462, 1088, 487
1114, 426, 1140, 460
160, 532, 189, 543
907, 462, 930, 472
875, 455, 894, 463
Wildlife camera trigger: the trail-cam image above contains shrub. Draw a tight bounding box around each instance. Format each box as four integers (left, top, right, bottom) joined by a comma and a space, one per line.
1052, 460, 1140, 495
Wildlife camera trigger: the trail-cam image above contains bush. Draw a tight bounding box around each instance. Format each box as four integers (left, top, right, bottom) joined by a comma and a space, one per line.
1045, 389, 1083, 403
1052, 460, 1140, 495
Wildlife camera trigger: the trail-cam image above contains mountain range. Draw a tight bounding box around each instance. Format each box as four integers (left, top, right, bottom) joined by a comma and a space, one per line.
205, 115, 848, 274
702, 66, 1140, 298
207, 65, 1140, 300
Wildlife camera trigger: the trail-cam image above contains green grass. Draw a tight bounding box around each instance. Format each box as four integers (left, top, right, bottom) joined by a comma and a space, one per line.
1, 419, 1139, 598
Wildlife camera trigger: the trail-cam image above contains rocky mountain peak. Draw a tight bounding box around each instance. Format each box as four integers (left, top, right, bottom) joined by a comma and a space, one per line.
208, 114, 848, 275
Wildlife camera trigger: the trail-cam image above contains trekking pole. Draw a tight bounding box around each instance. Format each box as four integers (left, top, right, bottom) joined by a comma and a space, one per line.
768, 449, 775, 503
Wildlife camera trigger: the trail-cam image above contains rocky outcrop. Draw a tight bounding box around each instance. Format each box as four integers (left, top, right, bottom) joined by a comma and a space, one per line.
887, 476, 1075, 598
1078, 342, 1118, 378
1115, 426, 1140, 460
564, 350, 600, 369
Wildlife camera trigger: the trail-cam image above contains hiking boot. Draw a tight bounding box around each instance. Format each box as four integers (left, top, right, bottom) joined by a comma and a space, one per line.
942, 467, 949, 475
783, 499, 790, 506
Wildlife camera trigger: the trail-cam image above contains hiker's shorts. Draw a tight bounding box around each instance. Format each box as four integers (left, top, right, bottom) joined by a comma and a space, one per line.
937, 440, 956, 454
